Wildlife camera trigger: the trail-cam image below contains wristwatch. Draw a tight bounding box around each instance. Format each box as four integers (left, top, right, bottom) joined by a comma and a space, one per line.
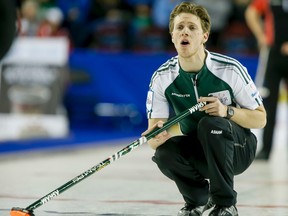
226, 106, 234, 119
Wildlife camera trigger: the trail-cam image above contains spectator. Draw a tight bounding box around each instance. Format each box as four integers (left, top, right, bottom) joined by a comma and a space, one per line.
19, 0, 40, 36
37, 0, 57, 20
56, 0, 91, 47
37, 7, 68, 37
87, 0, 132, 51
130, 3, 152, 35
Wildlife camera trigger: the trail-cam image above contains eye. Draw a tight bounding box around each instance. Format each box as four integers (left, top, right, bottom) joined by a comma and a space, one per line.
176, 25, 184, 30
189, 25, 196, 30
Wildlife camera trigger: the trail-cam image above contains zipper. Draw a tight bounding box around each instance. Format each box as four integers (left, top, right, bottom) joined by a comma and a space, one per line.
191, 74, 199, 100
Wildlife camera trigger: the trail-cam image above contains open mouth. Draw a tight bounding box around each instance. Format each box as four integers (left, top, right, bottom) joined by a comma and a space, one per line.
181, 39, 190, 46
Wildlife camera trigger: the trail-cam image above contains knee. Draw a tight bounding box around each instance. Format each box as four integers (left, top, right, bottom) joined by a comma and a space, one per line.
197, 116, 231, 145
197, 116, 225, 133
153, 139, 180, 169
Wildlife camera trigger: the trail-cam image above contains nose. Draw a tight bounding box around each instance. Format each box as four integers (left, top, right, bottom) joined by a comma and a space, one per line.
181, 27, 189, 35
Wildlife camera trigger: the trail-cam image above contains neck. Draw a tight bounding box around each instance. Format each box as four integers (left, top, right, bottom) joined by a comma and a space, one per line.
179, 49, 206, 72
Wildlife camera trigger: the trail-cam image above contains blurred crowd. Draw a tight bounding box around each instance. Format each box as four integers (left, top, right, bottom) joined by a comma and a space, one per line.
16, 0, 257, 54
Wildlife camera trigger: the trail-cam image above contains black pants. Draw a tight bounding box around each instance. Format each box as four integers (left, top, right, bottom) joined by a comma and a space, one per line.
261, 47, 288, 158
152, 116, 257, 207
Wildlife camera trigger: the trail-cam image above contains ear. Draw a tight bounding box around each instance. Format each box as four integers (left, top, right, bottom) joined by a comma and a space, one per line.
171, 32, 175, 44
203, 32, 209, 44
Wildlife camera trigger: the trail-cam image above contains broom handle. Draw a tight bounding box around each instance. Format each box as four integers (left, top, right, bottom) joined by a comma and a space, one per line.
24, 101, 206, 211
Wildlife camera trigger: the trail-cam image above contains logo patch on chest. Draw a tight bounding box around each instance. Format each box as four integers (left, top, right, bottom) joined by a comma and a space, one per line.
208, 90, 231, 105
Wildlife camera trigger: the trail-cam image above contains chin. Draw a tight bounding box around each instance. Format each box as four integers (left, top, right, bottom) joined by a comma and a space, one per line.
178, 51, 192, 58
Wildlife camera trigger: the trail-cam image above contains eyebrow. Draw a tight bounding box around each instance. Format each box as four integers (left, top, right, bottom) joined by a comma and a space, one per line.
175, 21, 198, 27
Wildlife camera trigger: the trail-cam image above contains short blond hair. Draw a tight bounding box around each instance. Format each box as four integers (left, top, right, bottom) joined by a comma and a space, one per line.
169, 2, 211, 34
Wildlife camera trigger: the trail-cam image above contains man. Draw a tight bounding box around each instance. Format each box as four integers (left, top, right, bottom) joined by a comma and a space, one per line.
245, 0, 288, 160
142, 2, 266, 216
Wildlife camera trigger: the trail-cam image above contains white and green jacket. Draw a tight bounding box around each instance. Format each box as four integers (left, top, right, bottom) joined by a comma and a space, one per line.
146, 50, 263, 134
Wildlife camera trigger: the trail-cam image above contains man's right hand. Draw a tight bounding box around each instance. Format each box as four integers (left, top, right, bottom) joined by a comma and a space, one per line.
141, 121, 171, 150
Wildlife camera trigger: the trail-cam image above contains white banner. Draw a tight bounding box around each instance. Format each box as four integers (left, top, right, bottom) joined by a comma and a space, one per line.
0, 37, 69, 141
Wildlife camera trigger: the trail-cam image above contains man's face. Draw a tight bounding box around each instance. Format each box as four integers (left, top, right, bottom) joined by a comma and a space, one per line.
171, 13, 208, 58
